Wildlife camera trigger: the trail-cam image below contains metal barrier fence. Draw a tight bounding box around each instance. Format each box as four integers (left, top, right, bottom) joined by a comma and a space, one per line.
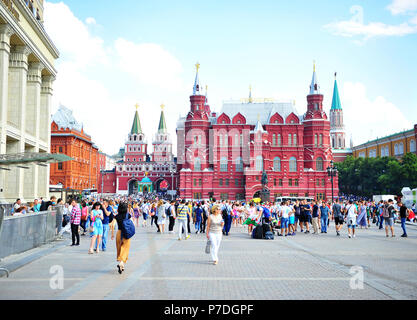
0, 206, 63, 260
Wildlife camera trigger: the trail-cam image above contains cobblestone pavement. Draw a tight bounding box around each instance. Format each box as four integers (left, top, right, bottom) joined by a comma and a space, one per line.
0, 220, 416, 300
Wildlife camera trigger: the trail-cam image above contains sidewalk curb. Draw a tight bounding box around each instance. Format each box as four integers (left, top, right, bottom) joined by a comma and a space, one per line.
0, 238, 68, 278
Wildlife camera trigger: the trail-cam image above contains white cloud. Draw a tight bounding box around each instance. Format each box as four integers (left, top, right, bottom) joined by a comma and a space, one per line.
114, 39, 185, 91
324, 4, 417, 41
85, 17, 96, 25
44, 2, 107, 67
387, 0, 417, 15
341, 82, 412, 146
44, 1, 187, 155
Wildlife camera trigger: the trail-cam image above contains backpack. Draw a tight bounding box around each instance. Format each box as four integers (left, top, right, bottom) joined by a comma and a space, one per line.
264, 231, 274, 240
166, 206, 172, 217
252, 226, 264, 239
383, 205, 390, 218
121, 213, 136, 240
262, 223, 272, 237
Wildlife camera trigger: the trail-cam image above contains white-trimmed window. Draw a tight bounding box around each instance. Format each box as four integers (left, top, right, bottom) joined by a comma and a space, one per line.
220, 157, 228, 172
273, 157, 281, 172
410, 139, 416, 153
255, 156, 263, 172
235, 157, 243, 172
289, 157, 297, 172
316, 157, 323, 171
194, 158, 201, 171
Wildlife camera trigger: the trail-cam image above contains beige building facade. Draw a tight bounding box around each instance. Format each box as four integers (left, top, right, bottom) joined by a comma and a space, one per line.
0, 0, 59, 203
352, 125, 417, 159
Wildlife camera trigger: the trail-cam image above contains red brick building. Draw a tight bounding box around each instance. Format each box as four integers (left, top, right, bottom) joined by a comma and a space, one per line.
102, 105, 177, 196
176, 64, 339, 201
50, 106, 99, 191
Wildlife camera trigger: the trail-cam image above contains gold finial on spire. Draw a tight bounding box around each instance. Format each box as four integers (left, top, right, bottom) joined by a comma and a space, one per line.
293, 100, 296, 106
161, 104, 165, 110
195, 62, 200, 73
257, 113, 260, 121
313, 60, 316, 72
249, 85, 253, 103
135, 103, 139, 111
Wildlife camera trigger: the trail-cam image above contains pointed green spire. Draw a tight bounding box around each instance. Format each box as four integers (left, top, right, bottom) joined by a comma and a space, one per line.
131, 104, 143, 134
158, 104, 167, 133
331, 74, 342, 110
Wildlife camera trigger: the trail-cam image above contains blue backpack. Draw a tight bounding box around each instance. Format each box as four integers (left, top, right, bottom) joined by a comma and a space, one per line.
121, 213, 136, 240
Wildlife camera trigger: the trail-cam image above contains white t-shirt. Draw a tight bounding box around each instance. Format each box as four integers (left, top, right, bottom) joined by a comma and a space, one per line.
281, 206, 291, 219
346, 205, 357, 224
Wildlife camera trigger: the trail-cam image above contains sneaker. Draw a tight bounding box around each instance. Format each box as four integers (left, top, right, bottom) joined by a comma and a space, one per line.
185, 235, 190, 240
348, 234, 352, 238
392, 235, 395, 237
300, 230, 304, 233
386, 234, 389, 237
353, 235, 356, 238
178, 238, 181, 241
336, 232, 340, 236
305, 231, 310, 234
401, 234, 408, 237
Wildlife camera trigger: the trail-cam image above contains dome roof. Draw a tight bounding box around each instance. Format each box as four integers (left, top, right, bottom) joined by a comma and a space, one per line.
140, 177, 152, 183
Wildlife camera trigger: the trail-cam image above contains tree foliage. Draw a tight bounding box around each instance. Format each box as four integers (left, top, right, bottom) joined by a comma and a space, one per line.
335, 153, 417, 197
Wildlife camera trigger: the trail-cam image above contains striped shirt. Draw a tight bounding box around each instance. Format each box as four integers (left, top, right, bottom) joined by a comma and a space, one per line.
70, 205, 82, 225
177, 205, 189, 220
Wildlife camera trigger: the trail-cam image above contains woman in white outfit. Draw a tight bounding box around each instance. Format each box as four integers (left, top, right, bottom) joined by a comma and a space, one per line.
157, 200, 166, 233
206, 204, 225, 265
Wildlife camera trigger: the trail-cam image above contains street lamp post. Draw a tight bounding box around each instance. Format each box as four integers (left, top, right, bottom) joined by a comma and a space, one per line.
326, 160, 338, 203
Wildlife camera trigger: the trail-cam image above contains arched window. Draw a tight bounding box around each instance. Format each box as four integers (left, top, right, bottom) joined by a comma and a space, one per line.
293, 134, 297, 146
316, 157, 323, 171
256, 156, 263, 172
332, 136, 335, 148
272, 134, 276, 146
273, 157, 281, 172
219, 134, 222, 146
235, 134, 239, 146
278, 134, 282, 146
399, 142, 404, 154
288, 134, 292, 146
194, 158, 201, 171
320, 134, 323, 147
289, 157, 297, 172
314, 134, 318, 147
235, 157, 243, 172
220, 157, 228, 172
394, 144, 399, 155
410, 139, 416, 153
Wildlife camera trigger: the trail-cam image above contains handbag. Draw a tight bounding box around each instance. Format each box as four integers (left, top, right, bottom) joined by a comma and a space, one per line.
205, 240, 211, 254
89, 224, 94, 233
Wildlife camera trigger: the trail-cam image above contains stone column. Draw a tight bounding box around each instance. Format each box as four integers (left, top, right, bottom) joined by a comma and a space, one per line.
0, 25, 14, 152
0, 25, 14, 202
5, 45, 31, 202
24, 62, 44, 200
38, 75, 55, 199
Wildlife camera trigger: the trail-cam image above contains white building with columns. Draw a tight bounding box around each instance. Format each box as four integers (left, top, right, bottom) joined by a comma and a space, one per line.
0, 0, 59, 203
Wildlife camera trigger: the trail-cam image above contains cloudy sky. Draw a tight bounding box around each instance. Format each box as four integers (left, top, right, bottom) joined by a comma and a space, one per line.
44, 0, 417, 155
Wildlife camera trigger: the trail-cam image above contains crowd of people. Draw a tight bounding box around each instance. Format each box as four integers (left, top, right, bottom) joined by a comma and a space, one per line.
9, 194, 417, 272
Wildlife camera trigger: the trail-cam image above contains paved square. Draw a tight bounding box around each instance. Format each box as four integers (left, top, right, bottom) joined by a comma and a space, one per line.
0, 221, 416, 300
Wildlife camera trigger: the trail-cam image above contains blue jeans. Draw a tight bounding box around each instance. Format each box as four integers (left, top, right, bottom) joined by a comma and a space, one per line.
223, 215, 232, 235
195, 220, 201, 232
401, 218, 407, 235
321, 215, 328, 232
378, 215, 384, 229
96, 223, 109, 250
